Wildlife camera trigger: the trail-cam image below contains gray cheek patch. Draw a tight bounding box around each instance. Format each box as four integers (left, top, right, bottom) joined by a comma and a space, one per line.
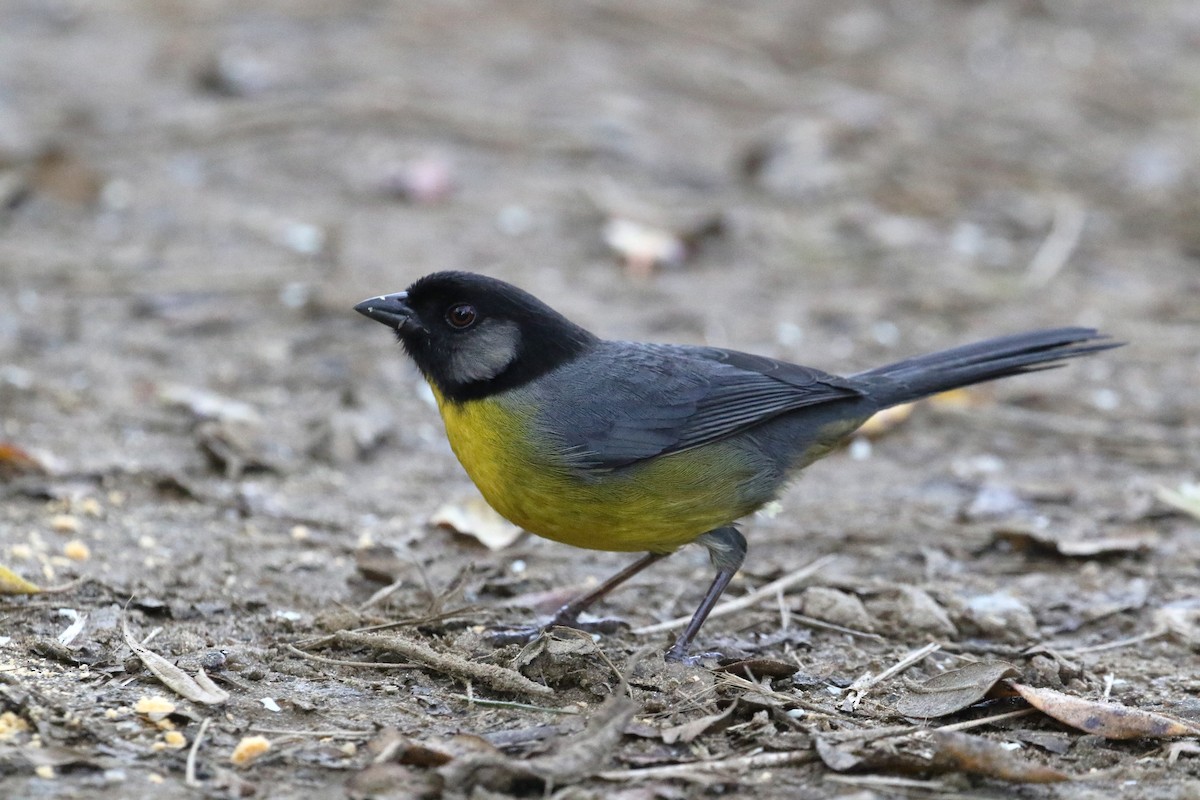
447, 319, 520, 383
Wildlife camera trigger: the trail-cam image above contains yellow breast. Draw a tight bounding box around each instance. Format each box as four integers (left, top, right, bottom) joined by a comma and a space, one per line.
430, 384, 763, 554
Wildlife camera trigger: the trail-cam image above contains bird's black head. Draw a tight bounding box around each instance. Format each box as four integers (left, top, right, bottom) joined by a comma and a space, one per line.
355, 271, 599, 403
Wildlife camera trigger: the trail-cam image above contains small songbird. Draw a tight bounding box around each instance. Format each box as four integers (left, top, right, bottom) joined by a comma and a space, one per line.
356, 272, 1118, 661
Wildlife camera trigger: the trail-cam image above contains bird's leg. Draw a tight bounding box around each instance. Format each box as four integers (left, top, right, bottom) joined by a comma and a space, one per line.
488, 552, 668, 645
664, 526, 746, 663
547, 551, 668, 628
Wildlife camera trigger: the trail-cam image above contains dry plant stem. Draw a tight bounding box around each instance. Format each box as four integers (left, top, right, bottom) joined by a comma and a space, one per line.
597, 749, 815, 782
185, 717, 211, 787
248, 727, 373, 738
333, 630, 554, 697
285, 642, 420, 669
1024, 196, 1085, 287
713, 671, 844, 721
633, 555, 836, 636
791, 613, 884, 640
844, 642, 941, 701
934, 708, 1037, 732
358, 578, 405, 611
1055, 627, 1167, 657
450, 695, 580, 715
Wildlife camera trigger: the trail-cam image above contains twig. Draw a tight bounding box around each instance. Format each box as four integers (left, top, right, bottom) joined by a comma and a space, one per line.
185, 717, 211, 787
449, 694, 580, 715
791, 614, 884, 641
633, 555, 835, 636
842, 642, 941, 710
713, 671, 843, 721
1024, 196, 1085, 288
246, 727, 373, 738
597, 749, 814, 782
288, 605, 482, 649
358, 578, 405, 611
1052, 626, 1167, 657
333, 630, 554, 698
36, 578, 87, 594
935, 707, 1036, 732
285, 643, 419, 669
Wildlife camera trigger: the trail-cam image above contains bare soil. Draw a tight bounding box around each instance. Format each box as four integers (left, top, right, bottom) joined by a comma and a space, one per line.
2, 2, 1199, 798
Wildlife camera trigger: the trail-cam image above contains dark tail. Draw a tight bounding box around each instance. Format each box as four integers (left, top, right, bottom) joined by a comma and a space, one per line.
853, 327, 1120, 408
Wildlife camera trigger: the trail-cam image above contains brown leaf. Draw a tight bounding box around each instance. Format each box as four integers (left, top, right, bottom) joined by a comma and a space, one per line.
1010, 682, 1200, 739
893, 661, 1018, 718
928, 730, 1071, 783
397, 734, 499, 767
347, 763, 442, 800
29, 145, 103, 205
817, 730, 1071, 783
0, 443, 45, 480
354, 544, 407, 584
993, 526, 1159, 557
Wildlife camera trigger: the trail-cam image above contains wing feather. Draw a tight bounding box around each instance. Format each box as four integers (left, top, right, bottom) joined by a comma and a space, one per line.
544, 343, 863, 471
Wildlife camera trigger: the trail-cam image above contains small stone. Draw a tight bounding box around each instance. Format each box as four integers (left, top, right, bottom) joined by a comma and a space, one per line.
801, 587, 876, 632
50, 514, 80, 534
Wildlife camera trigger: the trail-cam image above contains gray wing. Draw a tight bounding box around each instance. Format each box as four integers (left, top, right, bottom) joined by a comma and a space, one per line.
541, 342, 864, 471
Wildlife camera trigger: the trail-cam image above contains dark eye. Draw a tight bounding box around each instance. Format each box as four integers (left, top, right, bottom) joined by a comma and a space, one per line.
445, 302, 478, 329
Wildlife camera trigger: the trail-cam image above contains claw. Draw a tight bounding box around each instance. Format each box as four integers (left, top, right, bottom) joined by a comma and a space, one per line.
665, 646, 723, 665
485, 625, 542, 646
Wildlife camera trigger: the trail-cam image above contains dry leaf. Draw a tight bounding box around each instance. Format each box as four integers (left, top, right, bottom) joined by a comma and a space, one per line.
431, 496, 523, 551
818, 729, 1070, 783
993, 526, 1159, 557
1156, 600, 1200, 645
661, 703, 736, 745
122, 617, 230, 705
928, 730, 1070, 783
1157, 483, 1200, 521
857, 402, 914, 438
0, 565, 40, 595
0, 443, 45, 479
893, 661, 1018, 718
601, 214, 722, 279
1166, 741, 1200, 764
1010, 683, 1200, 739
603, 217, 687, 278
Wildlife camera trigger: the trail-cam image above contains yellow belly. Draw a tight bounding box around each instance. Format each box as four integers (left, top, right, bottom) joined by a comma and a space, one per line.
432, 386, 763, 554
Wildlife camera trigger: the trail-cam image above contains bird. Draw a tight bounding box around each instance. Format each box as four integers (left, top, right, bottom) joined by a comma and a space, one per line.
355, 271, 1119, 661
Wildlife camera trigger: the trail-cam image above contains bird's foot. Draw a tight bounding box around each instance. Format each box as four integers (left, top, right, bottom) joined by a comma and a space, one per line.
664, 645, 723, 665
485, 616, 629, 647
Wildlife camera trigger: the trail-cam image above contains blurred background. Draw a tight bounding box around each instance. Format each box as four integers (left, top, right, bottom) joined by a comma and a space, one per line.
1, 2, 1198, 794
3, 1, 1195, 511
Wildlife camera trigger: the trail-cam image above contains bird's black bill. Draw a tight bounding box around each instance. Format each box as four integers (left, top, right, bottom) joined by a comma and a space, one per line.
354, 292, 417, 331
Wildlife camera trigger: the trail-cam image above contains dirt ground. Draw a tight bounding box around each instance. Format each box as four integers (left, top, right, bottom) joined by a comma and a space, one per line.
2, 1, 1200, 798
